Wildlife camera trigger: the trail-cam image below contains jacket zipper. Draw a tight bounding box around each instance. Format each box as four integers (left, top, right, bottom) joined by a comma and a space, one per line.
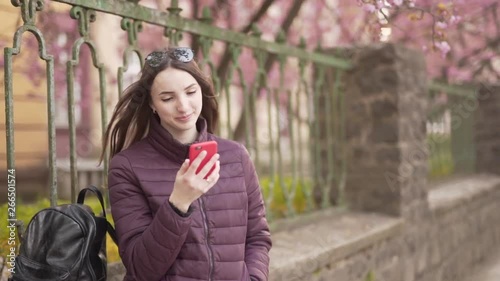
198, 197, 214, 281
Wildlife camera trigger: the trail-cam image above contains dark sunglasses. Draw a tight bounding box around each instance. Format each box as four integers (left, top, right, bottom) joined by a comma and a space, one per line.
145, 47, 194, 68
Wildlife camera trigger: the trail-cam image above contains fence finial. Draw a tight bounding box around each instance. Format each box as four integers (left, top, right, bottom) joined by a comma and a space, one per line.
70, 6, 97, 38
165, 27, 183, 46
200, 6, 212, 23
11, 0, 45, 25
299, 37, 306, 49
276, 30, 286, 43
167, 0, 182, 16
250, 24, 262, 38
121, 18, 143, 46
315, 40, 323, 52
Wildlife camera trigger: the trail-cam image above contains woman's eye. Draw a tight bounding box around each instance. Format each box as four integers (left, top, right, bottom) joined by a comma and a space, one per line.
161, 98, 173, 102
187, 91, 196, 95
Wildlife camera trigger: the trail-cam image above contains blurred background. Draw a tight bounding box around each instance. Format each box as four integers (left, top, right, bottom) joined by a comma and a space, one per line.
1, 0, 499, 280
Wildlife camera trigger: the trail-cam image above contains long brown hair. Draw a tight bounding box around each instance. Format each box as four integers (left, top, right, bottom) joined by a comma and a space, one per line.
100, 48, 219, 162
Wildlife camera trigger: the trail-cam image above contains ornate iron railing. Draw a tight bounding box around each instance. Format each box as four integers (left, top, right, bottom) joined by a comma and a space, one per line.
3, 0, 351, 222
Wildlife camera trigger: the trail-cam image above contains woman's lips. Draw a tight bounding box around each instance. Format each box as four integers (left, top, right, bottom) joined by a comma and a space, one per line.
176, 113, 192, 122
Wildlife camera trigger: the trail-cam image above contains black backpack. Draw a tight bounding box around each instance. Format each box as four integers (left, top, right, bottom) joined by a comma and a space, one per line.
9, 185, 118, 281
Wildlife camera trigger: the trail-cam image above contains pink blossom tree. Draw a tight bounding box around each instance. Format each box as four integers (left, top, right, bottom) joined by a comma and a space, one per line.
5, 0, 497, 88
358, 0, 499, 83
193, 0, 498, 83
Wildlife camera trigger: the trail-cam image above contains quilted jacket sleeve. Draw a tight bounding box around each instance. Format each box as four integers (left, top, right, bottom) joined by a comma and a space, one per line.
240, 145, 272, 281
108, 154, 192, 281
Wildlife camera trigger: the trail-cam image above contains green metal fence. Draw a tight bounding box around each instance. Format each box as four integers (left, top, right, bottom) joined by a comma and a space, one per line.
427, 81, 478, 181
3, 0, 352, 221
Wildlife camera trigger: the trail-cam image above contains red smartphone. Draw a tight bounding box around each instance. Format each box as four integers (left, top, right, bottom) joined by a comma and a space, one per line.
189, 141, 218, 179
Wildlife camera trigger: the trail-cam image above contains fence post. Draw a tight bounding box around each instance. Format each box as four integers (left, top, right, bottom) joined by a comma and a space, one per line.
343, 43, 429, 219
343, 43, 430, 281
475, 84, 500, 175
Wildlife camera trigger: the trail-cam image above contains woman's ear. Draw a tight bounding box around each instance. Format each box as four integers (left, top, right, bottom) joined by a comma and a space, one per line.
150, 104, 157, 114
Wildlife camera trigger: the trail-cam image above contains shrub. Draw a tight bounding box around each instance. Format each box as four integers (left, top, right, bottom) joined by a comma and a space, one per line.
260, 175, 314, 218
427, 134, 454, 179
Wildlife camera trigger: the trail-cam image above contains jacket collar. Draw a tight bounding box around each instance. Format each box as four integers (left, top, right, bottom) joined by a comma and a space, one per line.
147, 114, 209, 164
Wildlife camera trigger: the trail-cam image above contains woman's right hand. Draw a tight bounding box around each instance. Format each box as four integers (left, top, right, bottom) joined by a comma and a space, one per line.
169, 150, 220, 213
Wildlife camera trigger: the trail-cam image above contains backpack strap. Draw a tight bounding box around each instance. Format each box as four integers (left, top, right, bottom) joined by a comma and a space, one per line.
77, 185, 119, 245
107, 221, 118, 245
77, 185, 107, 216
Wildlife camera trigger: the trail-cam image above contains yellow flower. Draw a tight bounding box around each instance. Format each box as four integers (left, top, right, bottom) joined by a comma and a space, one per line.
408, 13, 421, 21
437, 3, 450, 11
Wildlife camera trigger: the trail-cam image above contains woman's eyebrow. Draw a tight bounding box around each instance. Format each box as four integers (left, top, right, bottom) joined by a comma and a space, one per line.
184, 83, 197, 90
159, 83, 197, 95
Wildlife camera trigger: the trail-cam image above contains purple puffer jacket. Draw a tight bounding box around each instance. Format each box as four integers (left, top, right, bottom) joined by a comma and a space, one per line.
108, 116, 272, 281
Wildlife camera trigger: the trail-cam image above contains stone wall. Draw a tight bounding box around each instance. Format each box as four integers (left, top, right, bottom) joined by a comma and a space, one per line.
267, 175, 500, 281
422, 175, 500, 281
269, 211, 404, 281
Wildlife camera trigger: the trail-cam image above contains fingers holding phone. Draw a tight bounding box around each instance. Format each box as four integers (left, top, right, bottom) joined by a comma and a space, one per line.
200, 158, 220, 192
169, 141, 220, 212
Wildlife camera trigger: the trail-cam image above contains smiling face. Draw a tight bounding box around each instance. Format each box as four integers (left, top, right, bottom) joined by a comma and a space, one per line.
150, 67, 203, 144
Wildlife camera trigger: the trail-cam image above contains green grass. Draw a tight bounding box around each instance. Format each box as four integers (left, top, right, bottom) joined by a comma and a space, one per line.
365, 271, 376, 281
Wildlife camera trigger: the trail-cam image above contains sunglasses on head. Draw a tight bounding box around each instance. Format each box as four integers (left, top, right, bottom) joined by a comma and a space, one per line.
145, 47, 194, 68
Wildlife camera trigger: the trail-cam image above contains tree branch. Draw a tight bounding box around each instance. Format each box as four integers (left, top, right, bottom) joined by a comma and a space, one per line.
242, 0, 274, 33
216, 0, 275, 81
491, 3, 500, 37
210, 0, 231, 21
457, 43, 490, 67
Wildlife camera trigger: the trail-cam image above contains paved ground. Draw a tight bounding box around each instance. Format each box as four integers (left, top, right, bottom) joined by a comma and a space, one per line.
468, 252, 500, 281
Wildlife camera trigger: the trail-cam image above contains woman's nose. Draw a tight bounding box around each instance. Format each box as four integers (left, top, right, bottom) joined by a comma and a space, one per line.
176, 96, 188, 112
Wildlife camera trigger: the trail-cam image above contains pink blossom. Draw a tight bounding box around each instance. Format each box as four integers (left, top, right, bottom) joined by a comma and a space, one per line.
435, 41, 451, 58
447, 66, 473, 82
436, 21, 447, 29
449, 15, 461, 25
375, 0, 384, 9
363, 4, 378, 13
392, 0, 404, 6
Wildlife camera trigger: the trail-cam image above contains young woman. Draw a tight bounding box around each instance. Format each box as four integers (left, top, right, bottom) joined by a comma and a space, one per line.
101, 47, 272, 281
